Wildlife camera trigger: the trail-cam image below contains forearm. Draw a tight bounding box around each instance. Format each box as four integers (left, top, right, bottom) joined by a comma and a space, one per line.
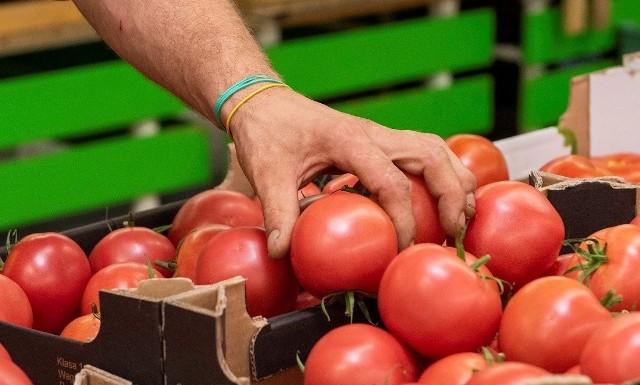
71, 0, 279, 123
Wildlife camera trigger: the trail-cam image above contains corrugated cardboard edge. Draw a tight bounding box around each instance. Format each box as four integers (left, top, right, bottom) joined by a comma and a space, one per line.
73, 365, 133, 385
531, 170, 640, 217
163, 276, 267, 384
530, 170, 632, 192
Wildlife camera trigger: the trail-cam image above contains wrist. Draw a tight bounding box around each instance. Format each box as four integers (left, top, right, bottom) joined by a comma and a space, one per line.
215, 74, 288, 135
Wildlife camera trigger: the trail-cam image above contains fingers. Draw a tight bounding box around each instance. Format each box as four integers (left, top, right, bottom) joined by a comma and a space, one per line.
255, 175, 301, 259
344, 141, 417, 250
371, 126, 477, 238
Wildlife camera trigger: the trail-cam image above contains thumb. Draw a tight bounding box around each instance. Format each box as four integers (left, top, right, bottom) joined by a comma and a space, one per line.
257, 181, 301, 260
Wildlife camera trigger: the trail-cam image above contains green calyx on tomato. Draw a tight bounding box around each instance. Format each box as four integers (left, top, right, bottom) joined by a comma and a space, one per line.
563, 237, 608, 282
2, 229, 18, 260
320, 290, 376, 325
455, 222, 507, 296
562, 238, 623, 309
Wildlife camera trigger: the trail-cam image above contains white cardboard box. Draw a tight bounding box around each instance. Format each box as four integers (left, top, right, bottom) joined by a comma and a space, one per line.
559, 51, 640, 157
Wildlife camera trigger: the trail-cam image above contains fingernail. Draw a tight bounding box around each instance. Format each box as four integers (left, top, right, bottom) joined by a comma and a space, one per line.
465, 193, 476, 218
268, 229, 281, 259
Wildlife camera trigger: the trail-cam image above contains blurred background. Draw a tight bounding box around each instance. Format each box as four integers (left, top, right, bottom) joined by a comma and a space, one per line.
0, 0, 639, 239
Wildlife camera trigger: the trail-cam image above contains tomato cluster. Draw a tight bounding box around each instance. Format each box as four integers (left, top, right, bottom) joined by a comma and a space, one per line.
540, 152, 640, 183
297, 178, 640, 385
2, 146, 640, 385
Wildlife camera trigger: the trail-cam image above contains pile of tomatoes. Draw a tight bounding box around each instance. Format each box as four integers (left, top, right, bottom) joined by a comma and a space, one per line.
1, 134, 640, 385
540, 152, 640, 183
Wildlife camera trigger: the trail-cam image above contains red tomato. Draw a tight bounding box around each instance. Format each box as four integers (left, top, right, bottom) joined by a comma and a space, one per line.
417, 352, 492, 385
168, 189, 263, 246
303, 323, 417, 385
465, 362, 550, 385
290, 191, 398, 298
0, 358, 33, 385
195, 226, 298, 318
81, 262, 164, 314
0, 344, 11, 361
0, 274, 33, 328
545, 253, 575, 276
631, 215, 640, 226
564, 224, 640, 312
446, 133, 509, 188
295, 291, 321, 310
173, 224, 230, 280
88, 226, 176, 277
463, 181, 565, 290
320, 173, 359, 194
405, 174, 445, 245
2, 233, 91, 334
378, 243, 502, 360
580, 312, 640, 384
564, 365, 581, 374
540, 154, 612, 179
60, 313, 101, 342
591, 152, 640, 183
498, 276, 612, 373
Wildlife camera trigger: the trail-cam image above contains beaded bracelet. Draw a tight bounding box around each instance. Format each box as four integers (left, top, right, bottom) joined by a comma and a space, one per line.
213, 74, 284, 129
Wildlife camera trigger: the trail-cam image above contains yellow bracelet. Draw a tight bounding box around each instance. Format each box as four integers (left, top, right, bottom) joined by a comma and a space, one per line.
224, 83, 289, 135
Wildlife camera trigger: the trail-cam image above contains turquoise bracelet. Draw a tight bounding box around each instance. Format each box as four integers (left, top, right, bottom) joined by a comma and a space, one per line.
213, 75, 284, 128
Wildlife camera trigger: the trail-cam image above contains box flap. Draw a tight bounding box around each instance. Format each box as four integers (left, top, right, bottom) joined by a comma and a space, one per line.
162, 276, 266, 385
73, 365, 132, 385
559, 51, 640, 157
530, 170, 640, 252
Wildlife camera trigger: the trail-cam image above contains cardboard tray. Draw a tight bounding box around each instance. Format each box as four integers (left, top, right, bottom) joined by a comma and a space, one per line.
0, 200, 367, 385
530, 170, 640, 253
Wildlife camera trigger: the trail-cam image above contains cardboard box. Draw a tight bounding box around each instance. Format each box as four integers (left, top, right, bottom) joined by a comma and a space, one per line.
494, 127, 572, 182
559, 51, 640, 157
0, 199, 365, 385
0, 275, 194, 385
530, 170, 640, 253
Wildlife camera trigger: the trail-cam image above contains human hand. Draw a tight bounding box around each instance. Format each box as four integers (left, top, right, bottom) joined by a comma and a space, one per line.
225, 86, 476, 259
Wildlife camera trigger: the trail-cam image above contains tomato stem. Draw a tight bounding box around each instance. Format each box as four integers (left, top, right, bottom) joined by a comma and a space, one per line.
155, 259, 177, 272
562, 238, 609, 284
152, 224, 172, 234
455, 221, 469, 262
123, 212, 136, 228
3, 229, 17, 257
295, 350, 305, 373
320, 291, 376, 324
470, 254, 491, 271
345, 291, 355, 324
90, 303, 102, 321
600, 288, 623, 310
145, 257, 157, 278
340, 185, 371, 197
